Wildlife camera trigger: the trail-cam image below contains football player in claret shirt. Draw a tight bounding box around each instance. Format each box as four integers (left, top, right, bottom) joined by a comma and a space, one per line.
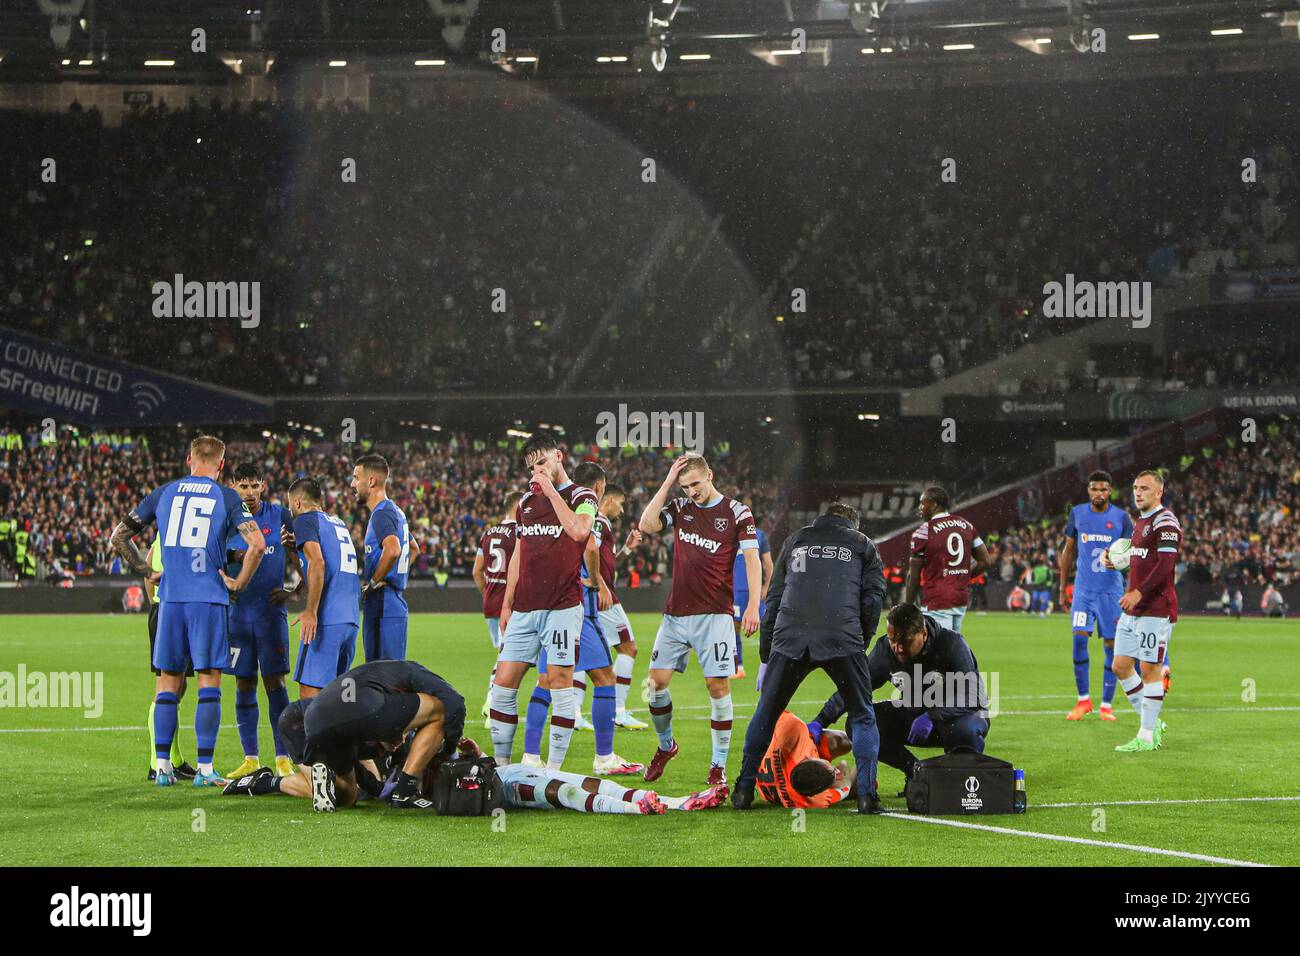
224, 462, 300, 780
1059, 470, 1133, 722
110, 434, 267, 788
521, 461, 643, 776
1102, 470, 1178, 753
473, 491, 523, 727
638, 454, 762, 787
905, 485, 991, 634
489, 436, 598, 769
352, 454, 414, 661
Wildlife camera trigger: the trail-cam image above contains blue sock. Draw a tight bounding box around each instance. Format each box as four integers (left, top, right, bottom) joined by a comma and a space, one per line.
1072, 632, 1090, 697
593, 685, 616, 757
1102, 642, 1117, 706
235, 687, 259, 757
195, 687, 222, 770
154, 691, 178, 761
524, 687, 551, 756
266, 684, 291, 757
735, 631, 744, 667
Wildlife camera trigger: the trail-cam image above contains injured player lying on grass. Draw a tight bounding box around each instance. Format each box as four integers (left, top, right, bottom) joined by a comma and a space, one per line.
223, 701, 727, 815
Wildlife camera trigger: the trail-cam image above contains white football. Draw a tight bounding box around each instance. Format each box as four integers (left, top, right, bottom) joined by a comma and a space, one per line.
1107, 538, 1133, 572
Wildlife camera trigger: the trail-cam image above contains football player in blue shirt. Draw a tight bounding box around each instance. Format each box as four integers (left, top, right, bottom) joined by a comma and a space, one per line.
223, 462, 300, 781
352, 454, 414, 661
731, 492, 773, 682
1059, 470, 1134, 722
111, 435, 267, 787
286, 477, 361, 697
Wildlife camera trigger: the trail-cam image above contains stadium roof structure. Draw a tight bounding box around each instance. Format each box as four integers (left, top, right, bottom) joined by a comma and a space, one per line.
2, 1, 1299, 88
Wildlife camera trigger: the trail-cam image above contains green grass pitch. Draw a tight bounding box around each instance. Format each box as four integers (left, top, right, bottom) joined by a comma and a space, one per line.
1, 611, 1296, 866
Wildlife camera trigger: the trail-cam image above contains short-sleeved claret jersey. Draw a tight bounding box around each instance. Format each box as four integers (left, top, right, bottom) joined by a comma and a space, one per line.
910, 511, 983, 611
513, 481, 599, 613
756, 711, 848, 810
591, 513, 621, 604
659, 495, 758, 616
477, 519, 517, 618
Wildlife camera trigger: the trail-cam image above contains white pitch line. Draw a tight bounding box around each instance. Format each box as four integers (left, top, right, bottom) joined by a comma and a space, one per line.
1034, 795, 1300, 809
878, 812, 1272, 867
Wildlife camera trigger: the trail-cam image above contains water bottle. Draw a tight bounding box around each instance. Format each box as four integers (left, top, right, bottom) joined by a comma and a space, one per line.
1013, 768, 1027, 813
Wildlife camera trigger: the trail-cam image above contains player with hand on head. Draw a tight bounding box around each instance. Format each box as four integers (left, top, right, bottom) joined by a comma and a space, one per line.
489, 436, 598, 770
111, 434, 267, 788
473, 491, 523, 729
286, 477, 361, 699
1104, 470, 1178, 753
905, 486, 990, 634
352, 454, 415, 662
223, 462, 301, 780
1059, 470, 1134, 722
639, 454, 762, 787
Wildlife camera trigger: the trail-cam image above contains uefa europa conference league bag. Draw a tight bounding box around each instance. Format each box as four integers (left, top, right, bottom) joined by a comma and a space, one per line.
424, 755, 506, 816
906, 751, 1025, 815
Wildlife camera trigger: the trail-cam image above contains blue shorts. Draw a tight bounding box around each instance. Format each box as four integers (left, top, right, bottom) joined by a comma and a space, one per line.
732, 592, 766, 623
540, 590, 613, 674
294, 622, 358, 689
363, 591, 408, 661
224, 607, 290, 678
485, 617, 501, 648
1070, 589, 1122, 640
153, 602, 229, 672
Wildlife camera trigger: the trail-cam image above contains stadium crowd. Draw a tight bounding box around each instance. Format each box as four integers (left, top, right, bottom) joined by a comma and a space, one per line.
978, 424, 1299, 605
2, 415, 1295, 618
0, 421, 784, 585
3, 76, 1297, 397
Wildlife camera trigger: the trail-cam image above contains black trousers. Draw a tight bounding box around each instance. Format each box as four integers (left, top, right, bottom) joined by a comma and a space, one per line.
737, 649, 879, 796
874, 703, 989, 777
